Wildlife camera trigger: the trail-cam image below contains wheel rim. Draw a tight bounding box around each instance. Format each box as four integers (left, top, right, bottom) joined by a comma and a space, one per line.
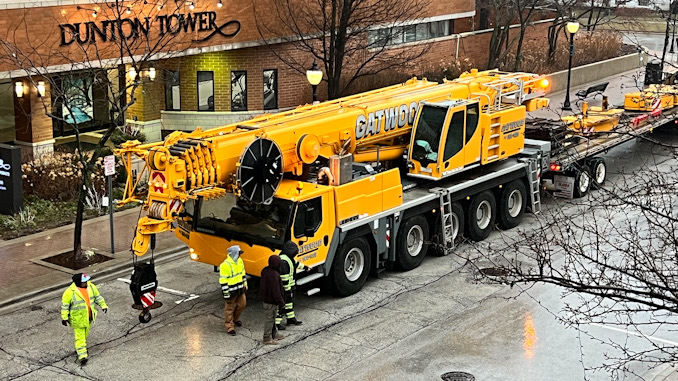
507, 189, 523, 218
595, 163, 606, 184
406, 225, 424, 257
476, 200, 492, 230
344, 247, 365, 282
579, 171, 591, 193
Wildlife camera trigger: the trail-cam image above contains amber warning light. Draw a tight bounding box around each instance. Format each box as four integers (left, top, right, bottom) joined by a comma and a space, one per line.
539, 78, 550, 89
550, 163, 562, 171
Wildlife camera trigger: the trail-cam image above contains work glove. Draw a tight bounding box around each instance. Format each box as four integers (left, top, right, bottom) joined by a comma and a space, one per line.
62, 320, 68, 326
103, 308, 108, 314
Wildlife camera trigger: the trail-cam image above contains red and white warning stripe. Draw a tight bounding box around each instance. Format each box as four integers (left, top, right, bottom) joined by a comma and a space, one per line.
141, 291, 156, 308
169, 199, 181, 213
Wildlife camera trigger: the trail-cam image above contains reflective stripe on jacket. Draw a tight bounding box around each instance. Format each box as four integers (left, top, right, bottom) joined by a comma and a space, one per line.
280, 255, 295, 291
60, 282, 108, 328
219, 256, 247, 298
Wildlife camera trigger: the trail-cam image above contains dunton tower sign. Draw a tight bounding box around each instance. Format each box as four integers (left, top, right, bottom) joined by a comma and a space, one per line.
59, 11, 241, 46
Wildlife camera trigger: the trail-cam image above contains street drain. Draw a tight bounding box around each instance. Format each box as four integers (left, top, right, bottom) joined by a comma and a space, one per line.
441, 371, 475, 381
479, 267, 509, 277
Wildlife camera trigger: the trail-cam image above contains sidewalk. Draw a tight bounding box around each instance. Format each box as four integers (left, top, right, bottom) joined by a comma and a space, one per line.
0, 206, 184, 310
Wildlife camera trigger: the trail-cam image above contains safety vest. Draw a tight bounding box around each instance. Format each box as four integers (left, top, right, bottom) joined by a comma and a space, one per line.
280, 255, 296, 291
60, 282, 108, 328
219, 256, 247, 298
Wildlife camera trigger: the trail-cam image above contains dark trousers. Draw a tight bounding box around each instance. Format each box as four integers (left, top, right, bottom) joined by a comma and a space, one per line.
276, 290, 295, 324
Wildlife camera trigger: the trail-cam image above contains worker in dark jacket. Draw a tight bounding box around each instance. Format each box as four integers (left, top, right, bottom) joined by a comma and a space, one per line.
276, 240, 303, 331
259, 255, 286, 345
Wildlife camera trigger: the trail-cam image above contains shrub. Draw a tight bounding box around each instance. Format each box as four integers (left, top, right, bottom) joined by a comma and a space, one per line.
501, 31, 623, 74
110, 124, 147, 147
21, 151, 111, 202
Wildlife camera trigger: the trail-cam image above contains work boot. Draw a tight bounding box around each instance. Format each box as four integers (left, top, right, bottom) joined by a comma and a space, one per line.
287, 318, 303, 326
227, 329, 236, 336
234, 320, 243, 327
263, 339, 279, 345
276, 324, 286, 331
274, 332, 285, 340
79, 358, 88, 366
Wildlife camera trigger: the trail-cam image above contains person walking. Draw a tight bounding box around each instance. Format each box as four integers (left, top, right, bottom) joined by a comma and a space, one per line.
220, 245, 248, 336
259, 255, 286, 345
60, 273, 108, 365
276, 241, 303, 331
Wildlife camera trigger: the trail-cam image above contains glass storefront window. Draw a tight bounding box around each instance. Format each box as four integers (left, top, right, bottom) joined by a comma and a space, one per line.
0, 82, 15, 143
263, 69, 277, 110
197, 71, 214, 111
164, 70, 180, 111
231, 71, 247, 111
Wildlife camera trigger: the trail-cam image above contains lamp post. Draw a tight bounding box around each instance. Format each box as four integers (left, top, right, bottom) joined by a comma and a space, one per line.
671, 14, 676, 54
306, 61, 323, 103
562, 21, 580, 111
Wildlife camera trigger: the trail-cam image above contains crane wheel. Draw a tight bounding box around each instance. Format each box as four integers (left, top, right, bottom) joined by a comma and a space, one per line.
139, 310, 152, 324
431, 202, 464, 256
497, 180, 527, 230
395, 215, 429, 271
466, 191, 496, 241
573, 165, 591, 198
328, 237, 371, 297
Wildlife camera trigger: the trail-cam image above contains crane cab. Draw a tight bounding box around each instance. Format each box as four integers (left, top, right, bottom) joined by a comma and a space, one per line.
408, 99, 483, 179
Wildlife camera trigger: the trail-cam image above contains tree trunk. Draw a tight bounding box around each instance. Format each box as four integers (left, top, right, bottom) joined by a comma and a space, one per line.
73, 176, 87, 261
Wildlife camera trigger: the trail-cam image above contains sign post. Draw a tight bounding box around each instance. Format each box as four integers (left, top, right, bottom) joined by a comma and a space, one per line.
0, 144, 23, 215
104, 155, 116, 254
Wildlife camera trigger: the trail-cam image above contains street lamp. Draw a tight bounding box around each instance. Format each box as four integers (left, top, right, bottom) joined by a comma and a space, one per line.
306, 61, 323, 103
562, 20, 580, 111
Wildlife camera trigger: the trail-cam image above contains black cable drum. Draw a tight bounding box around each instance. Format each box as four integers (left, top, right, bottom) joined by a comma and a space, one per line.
237, 137, 284, 204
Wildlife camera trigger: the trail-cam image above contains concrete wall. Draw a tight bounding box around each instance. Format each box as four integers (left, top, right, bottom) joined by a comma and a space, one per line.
547, 52, 647, 93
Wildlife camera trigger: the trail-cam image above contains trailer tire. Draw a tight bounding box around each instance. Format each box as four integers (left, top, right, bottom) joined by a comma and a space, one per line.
466, 191, 496, 241
432, 202, 464, 256
589, 158, 606, 189
573, 165, 592, 198
497, 180, 527, 230
328, 237, 371, 297
395, 215, 429, 270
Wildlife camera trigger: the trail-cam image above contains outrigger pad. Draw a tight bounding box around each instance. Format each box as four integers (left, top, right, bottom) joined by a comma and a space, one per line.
131, 301, 163, 311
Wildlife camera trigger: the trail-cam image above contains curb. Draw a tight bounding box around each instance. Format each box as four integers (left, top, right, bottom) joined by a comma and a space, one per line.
0, 245, 187, 315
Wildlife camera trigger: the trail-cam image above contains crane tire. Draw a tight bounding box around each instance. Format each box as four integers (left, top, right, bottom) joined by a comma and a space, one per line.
466, 191, 496, 241
395, 215, 429, 271
497, 180, 527, 230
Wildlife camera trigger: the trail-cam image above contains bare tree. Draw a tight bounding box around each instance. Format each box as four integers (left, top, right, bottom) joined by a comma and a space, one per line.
253, 0, 431, 100
0, 0, 191, 260
460, 126, 678, 376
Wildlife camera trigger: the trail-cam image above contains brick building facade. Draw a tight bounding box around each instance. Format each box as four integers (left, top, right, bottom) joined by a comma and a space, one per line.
0, 0, 549, 161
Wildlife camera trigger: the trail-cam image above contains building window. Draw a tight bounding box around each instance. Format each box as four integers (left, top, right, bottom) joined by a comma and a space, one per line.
164, 70, 180, 111
263, 69, 277, 110
197, 71, 214, 111
231, 71, 247, 111
369, 18, 455, 48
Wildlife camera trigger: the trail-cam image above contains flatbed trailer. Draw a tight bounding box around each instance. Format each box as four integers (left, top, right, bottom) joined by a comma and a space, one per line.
525, 103, 678, 198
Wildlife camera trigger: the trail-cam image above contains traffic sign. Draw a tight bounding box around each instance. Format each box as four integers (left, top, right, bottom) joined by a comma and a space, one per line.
104, 155, 115, 176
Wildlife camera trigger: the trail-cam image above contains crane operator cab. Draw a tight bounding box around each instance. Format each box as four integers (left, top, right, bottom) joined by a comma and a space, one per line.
408, 99, 485, 179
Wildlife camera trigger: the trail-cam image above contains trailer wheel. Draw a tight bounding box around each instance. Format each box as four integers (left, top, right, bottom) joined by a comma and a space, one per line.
573, 166, 591, 198
329, 237, 371, 296
497, 180, 527, 230
466, 191, 496, 241
589, 158, 606, 189
395, 215, 429, 270
432, 202, 464, 256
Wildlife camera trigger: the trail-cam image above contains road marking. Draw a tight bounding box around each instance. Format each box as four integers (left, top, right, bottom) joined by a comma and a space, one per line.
117, 278, 200, 304
589, 323, 678, 346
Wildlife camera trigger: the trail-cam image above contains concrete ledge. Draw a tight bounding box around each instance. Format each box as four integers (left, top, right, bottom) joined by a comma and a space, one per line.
547, 52, 648, 93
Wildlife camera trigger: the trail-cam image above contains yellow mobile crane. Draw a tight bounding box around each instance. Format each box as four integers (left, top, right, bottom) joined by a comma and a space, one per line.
117, 70, 550, 296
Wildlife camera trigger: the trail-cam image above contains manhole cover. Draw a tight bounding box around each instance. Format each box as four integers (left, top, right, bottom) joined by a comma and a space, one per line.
441, 371, 475, 381
42, 250, 113, 270
479, 267, 509, 277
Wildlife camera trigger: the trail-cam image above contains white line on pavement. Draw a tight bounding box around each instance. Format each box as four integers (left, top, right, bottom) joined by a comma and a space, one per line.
116, 278, 201, 304
589, 323, 678, 346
